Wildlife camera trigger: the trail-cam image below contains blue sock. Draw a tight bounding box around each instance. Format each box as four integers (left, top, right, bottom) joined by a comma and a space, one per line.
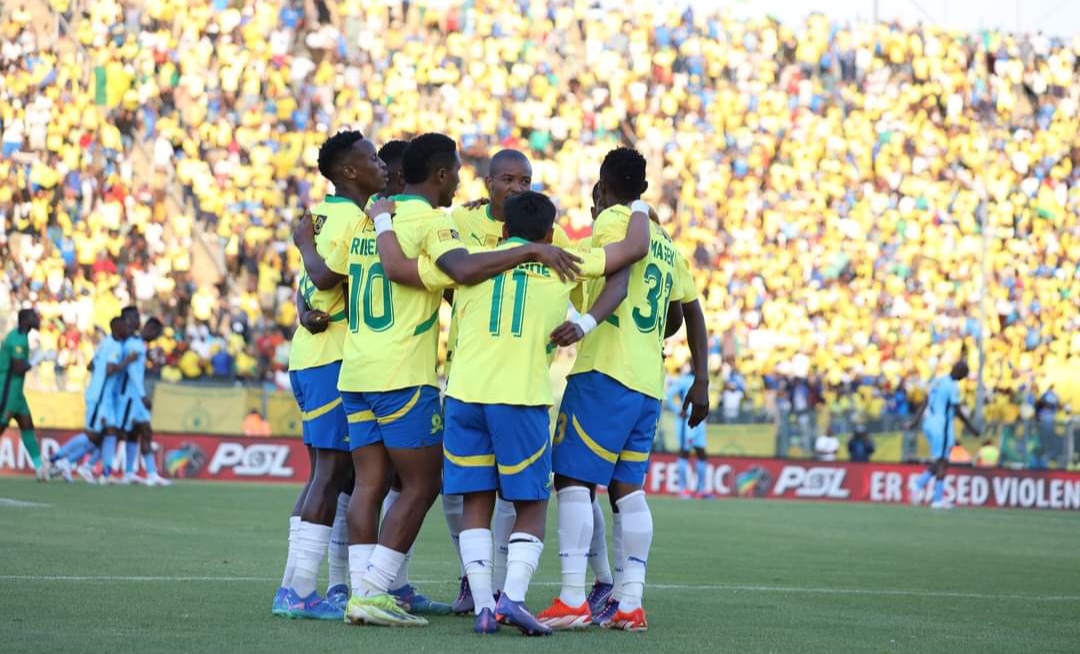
915, 470, 934, 490
932, 479, 945, 504
54, 433, 89, 462
143, 452, 157, 476
125, 441, 139, 474
677, 457, 688, 492
102, 436, 118, 476
695, 459, 707, 494
86, 446, 102, 467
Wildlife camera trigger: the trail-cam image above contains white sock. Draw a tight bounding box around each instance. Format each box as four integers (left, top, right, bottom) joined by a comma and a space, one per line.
381, 488, 401, 520
615, 491, 652, 612
443, 494, 465, 576
459, 527, 496, 613
503, 532, 543, 603
612, 512, 624, 601
359, 545, 406, 597
328, 493, 350, 592
348, 544, 376, 597
292, 521, 332, 597
380, 488, 414, 590
588, 497, 613, 585
282, 516, 301, 587
491, 497, 516, 591
556, 486, 592, 607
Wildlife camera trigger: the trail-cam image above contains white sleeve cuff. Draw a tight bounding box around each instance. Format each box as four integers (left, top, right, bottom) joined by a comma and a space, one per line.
630, 200, 651, 216
571, 313, 598, 336
373, 213, 393, 235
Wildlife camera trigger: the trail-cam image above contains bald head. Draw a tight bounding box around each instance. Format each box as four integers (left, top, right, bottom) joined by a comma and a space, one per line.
485, 150, 533, 221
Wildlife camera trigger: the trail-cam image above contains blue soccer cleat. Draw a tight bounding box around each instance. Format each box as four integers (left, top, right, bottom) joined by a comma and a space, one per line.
390, 584, 452, 615
586, 580, 614, 616
474, 607, 499, 634
452, 577, 474, 615
495, 594, 552, 637
591, 597, 619, 626
326, 584, 350, 611
272, 587, 289, 616
283, 588, 345, 620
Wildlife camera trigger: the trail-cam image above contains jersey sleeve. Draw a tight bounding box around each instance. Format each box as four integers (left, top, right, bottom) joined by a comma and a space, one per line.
574, 247, 607, 279
423, 214, 466, 262
418, 256, 456, 292
949, 381, 962, 406
589, 211, 627, 248
672, 253, 699, 303
7, 333, 27, 361
322, 222, 357, 276
553, 225, 576, 248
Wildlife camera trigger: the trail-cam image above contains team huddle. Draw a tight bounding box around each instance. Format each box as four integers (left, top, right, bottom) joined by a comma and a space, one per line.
276, 131, 710, 635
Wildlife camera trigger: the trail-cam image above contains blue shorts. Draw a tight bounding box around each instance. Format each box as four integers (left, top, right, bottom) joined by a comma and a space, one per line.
290, 361, 349, 451
119, 396, 152, 432
676, 419, 707, 451
553, 372, 660, 487
85, 394, 118, 433
341, 385, 443, 451
923, 425, 954, 462
442, 398, 552, 501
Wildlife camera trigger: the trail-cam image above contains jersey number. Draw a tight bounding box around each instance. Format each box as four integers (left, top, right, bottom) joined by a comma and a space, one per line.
632, 262, 674, 334
348, 263, 394, 332
489, 269, 528, 337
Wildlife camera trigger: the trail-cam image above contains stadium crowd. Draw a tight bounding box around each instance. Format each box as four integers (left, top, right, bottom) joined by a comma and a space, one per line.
1, 0, 1077, 424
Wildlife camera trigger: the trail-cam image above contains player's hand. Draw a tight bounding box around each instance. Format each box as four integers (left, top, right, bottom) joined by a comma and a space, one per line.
549, 320, 585, 347
301, 310, 330, 334
292, 210, 316, 248
528, 244, 582, 282
683, 378, 710, 428
462, 198, 489, 210
365, 198, 395, 220
142, 397, 152, 410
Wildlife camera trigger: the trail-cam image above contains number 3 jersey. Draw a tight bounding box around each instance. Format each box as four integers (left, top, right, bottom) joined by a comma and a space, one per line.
288, 195, 361, 373
569, 204, 698, 400
325, 195, 462, 393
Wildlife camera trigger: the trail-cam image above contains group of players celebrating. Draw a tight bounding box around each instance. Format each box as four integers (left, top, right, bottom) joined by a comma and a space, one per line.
275, 130, 709, 636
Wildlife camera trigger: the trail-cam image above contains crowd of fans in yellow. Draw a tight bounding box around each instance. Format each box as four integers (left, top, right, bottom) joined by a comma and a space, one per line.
1, 0, 1076, 427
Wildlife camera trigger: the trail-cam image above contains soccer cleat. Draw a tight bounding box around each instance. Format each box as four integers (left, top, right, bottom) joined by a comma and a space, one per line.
586, 580, 614, 616
473, 607, 499, 634
76, 465, 96, 484
52, 459, 74, 483
602, 606, 648, 632
271, 587, 290, 616
325, 584, 350, 610
146, 474, 172, 487
930, 500, 954, 510
452, 577, 474, 615
678, 489, 694, 500
591, 597, 619, 626
909, 488, 923, 506
389, 584, 452, 615
694, 492, 714, 500
35, 464, 49, 482
537, 597, 592, 630
345, 593, 428, 627
495, 594, 552, 636
122, 472, 145, 485
282, 589, 344, 620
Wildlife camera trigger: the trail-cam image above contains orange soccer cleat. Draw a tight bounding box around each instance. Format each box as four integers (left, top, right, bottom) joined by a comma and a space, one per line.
601, 606, 648, 632
536, 597, 592, 630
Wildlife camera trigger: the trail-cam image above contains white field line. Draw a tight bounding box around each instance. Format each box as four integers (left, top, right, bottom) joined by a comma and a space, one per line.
0, 575, 1076, 601
0, 498, 50, 507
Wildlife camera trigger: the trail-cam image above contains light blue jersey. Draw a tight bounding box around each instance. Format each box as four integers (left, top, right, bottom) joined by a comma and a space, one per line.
922, 375, 961, 460
85, 336, 123, 432
667, 373, 707, 450
118, 337, 147, 402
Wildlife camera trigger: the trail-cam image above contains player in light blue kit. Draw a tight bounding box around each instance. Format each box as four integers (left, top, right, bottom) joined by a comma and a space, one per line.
117, 307, 166, 485
908, 360, 980, 509
667, 365, 709, 499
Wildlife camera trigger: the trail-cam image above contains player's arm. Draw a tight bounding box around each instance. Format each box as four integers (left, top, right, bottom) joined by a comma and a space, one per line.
549, 267, 631, 347
681, 299, 710, 426
599, 203, 651, 273
367, 199, 428, 288
295, 288, 329, 334
8, 342, 31, 375
664, 300, 684, 338
957, 407, 980, 438
907, 401, 927, 430
293, 210, 346, 290
436, 244, 582, 285
105, 350, 124, 375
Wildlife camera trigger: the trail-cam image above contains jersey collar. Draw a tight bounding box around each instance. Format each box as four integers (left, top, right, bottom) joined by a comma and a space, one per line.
392, 193, 433, 207
323, 194, 359, 206
485, 204, 496, 221
502, 237, 532, 246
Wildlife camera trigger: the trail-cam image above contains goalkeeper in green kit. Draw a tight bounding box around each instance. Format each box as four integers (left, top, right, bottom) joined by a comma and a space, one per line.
1, 309, 45, 480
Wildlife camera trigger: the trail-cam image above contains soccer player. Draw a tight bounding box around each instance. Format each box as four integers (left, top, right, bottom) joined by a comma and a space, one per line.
539, 147, 709, 632
295, 132, 582, 627
116, 308, 166, 486
668, 364, 709, 498
0, 309, 46, 480
376, 140, 409, 198
907, 360, 980, 509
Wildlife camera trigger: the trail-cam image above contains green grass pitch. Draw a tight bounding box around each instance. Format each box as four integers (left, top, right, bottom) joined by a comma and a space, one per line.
1, 477, 1078, 653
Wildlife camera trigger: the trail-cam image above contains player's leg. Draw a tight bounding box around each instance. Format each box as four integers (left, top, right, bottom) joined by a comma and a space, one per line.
585, 493, 614, 615
930, 457, 951, 508
386, 478, 453, 614
599, 394, 661, 633
326, 470, 352, 602
490, 404, 553, 637
276, 370, 317, 614
694, 443, 710, 498
490, 494, 516, 597
118, 399, 141, 484
13, 412, 46, 480
137, 422, 169, 486
912, 426, 938, 505
676, 419, 691, 497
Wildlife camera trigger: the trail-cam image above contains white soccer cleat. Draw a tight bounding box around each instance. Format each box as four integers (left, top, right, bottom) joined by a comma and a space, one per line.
929, 500, 954, 510
53, 459, 74, 483
146, 474, 172, 487
76, 465, 96, 484
35, 465, 49, 482
120, 473, 145, 485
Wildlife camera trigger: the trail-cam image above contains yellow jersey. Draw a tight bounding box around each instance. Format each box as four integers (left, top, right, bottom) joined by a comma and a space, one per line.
569, 204, 699, 400
325, 194, 463, 392
288, 195, 361, 372
446, 238, 606, 406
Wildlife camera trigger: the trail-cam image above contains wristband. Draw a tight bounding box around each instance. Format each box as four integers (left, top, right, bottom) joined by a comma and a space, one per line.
630, 200, 651, 216
571, 313, 598, 336
373, 213, 393, 235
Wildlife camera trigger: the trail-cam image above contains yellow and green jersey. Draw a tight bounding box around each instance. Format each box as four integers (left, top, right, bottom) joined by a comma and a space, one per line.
325, 194, 463, 392
288, 195, 363, 372
569, 204, 699, 400
446, 239, 606, 406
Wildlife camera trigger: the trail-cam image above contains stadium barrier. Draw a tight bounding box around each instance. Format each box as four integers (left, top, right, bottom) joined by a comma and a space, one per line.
645, 454, 1080, 510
